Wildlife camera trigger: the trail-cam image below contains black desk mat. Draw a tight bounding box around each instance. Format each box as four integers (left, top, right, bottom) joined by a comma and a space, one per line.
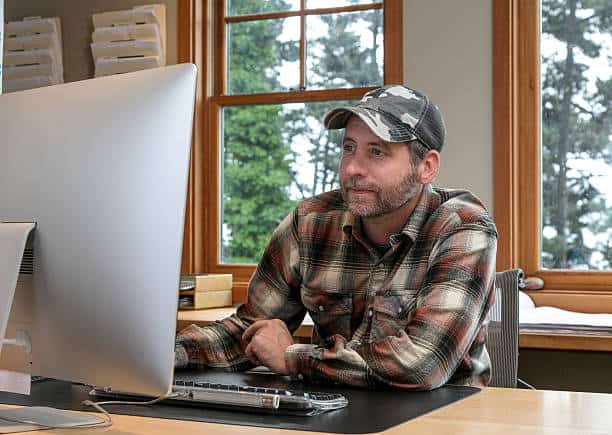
0, 371, 479, 434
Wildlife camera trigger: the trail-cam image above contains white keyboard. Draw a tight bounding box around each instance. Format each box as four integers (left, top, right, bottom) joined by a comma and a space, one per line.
90, 379, 348, 416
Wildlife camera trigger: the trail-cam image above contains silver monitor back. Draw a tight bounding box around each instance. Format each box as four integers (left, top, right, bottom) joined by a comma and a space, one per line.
0, 64, 196, 396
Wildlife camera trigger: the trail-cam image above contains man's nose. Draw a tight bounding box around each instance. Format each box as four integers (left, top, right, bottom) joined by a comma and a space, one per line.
344, 154, 366, 177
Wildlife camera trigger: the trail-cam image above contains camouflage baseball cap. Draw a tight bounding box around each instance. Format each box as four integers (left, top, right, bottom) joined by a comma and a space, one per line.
324, 85, 446, 152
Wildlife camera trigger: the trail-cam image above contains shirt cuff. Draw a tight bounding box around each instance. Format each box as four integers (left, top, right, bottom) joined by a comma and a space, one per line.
285, 343, 321, 381
175, 342, 189, 369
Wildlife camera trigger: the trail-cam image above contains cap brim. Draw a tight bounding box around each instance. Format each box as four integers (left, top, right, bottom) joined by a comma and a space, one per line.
324, 106, 417, 143
324, 107, 357, 129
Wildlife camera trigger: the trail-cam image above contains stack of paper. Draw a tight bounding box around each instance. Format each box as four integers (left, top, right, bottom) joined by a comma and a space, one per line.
91, 4, 166, 78
2, 17, 64, 93
519, 290, 612, 334
179, 274, 233, 310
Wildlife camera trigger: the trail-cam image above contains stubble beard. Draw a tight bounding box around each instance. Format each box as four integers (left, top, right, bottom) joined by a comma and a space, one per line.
341, 171, 421, 218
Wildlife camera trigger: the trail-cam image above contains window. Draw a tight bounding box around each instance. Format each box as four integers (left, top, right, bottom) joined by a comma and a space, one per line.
199, 0, 403, 298
494, 0, 612, 313
540, 0, 611, 271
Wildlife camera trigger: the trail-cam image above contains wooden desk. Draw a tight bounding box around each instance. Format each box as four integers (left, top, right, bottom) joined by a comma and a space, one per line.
9, 387, 612, 434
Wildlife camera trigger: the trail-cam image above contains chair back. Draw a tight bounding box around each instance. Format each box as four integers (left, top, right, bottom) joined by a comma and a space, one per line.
487, 269, 524, 387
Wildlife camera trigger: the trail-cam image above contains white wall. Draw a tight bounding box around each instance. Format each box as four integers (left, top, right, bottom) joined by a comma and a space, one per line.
403, 0, 493, 211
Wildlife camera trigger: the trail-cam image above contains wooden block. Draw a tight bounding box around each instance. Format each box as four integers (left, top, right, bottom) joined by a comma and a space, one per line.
193, 289, 233, 309
194, 274, 232, 292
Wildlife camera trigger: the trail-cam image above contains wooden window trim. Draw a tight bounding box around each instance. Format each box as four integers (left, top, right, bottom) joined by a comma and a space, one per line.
493, 0, 612, 314
520, 332, 612, 352
177, 0, 209, 273
224, 4, 383, 24
185, 0, 403, 300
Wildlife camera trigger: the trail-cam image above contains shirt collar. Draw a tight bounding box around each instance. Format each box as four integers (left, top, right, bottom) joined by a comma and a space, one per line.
400, 184, 441, 242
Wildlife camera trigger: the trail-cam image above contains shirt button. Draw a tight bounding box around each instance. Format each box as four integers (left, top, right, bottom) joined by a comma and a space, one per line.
368, 309, 373, 318
317, 305, 325, 312
398, 307, 403, 314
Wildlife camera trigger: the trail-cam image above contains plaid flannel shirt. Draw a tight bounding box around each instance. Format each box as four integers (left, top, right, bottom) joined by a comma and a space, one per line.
176, 184, 498, 390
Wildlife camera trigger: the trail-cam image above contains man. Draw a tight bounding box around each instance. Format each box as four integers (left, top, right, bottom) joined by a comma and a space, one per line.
175, 85, 497, 390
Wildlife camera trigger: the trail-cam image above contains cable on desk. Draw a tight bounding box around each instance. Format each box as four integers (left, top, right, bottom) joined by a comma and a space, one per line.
0, 407, 112, 430
81, 392, 181, 427
0, 393, 180, 430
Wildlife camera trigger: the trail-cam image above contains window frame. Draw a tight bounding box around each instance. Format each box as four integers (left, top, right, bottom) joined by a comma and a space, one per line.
493, 0, 612, 313
184, 0, 404, 300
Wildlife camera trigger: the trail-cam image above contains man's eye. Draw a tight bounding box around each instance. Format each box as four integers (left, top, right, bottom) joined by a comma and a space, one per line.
343, 144, 354, 152
370, 148, 383, 156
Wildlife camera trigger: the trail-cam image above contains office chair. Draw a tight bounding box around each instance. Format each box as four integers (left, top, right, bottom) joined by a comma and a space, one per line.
487, 268, 532, 388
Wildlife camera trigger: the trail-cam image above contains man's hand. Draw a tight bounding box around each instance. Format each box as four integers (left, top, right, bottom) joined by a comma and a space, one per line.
242, 319, 294, 375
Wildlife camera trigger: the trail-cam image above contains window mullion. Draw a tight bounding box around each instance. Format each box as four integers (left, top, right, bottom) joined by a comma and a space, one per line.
211, 87, 376, 107
300, 0, 306, 90
214, 0, 227, 96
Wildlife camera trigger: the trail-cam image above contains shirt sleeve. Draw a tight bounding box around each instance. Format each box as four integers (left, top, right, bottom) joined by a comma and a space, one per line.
175, 209, 305, 370
284, 218, 498, 390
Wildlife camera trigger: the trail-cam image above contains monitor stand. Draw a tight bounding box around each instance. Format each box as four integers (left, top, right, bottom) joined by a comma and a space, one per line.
0, 222, 35, 360
0, 223, 106, 430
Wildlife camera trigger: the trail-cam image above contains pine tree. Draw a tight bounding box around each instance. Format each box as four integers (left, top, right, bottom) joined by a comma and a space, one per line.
223, 4, 385, 263
283, 9, 383, 198
541, 0, 612, 269
222, 0, 297, 263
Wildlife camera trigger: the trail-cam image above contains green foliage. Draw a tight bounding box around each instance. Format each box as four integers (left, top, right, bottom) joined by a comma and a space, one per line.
222, 3, 384, 263
222, 0, 296, 263
227, 0, 295, 17
307, 10, 382, 88
283, 10, 383, 198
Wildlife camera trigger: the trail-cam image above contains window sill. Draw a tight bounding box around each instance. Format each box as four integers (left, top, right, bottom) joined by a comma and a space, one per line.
525, 289, 612, 313
519, 331, 612, 352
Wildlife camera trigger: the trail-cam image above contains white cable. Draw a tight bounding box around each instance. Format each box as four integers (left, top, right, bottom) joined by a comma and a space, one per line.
0, 392, 180, 430
0, 407, 112, 430
85, 391, 181, 407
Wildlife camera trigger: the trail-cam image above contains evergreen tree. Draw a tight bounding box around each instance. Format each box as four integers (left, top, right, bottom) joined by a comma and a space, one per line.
223, 4, 384, 263
222, 0, 297, 263
283, 10, 383, 198
541, 0, 612, 269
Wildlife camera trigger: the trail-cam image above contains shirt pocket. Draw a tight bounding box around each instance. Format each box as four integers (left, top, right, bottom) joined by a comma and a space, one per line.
370, 290, 418, 341
301, 285, 352, 342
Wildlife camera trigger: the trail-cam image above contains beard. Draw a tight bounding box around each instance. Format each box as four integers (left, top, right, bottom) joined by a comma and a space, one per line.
340, 171, 421, 218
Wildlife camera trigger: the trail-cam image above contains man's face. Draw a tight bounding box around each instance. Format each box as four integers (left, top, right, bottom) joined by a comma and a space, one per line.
339, 116, 421, 218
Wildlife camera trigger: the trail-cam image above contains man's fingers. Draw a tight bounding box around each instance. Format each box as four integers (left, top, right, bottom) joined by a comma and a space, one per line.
244, 341, 261, 366
242, 320, 268, 342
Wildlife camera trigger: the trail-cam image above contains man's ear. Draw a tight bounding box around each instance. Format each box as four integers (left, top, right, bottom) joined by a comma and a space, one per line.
417, 150, 440, 184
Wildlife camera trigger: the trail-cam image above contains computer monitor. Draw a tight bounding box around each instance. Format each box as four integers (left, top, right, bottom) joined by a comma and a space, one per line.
0, 64, 196, 399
